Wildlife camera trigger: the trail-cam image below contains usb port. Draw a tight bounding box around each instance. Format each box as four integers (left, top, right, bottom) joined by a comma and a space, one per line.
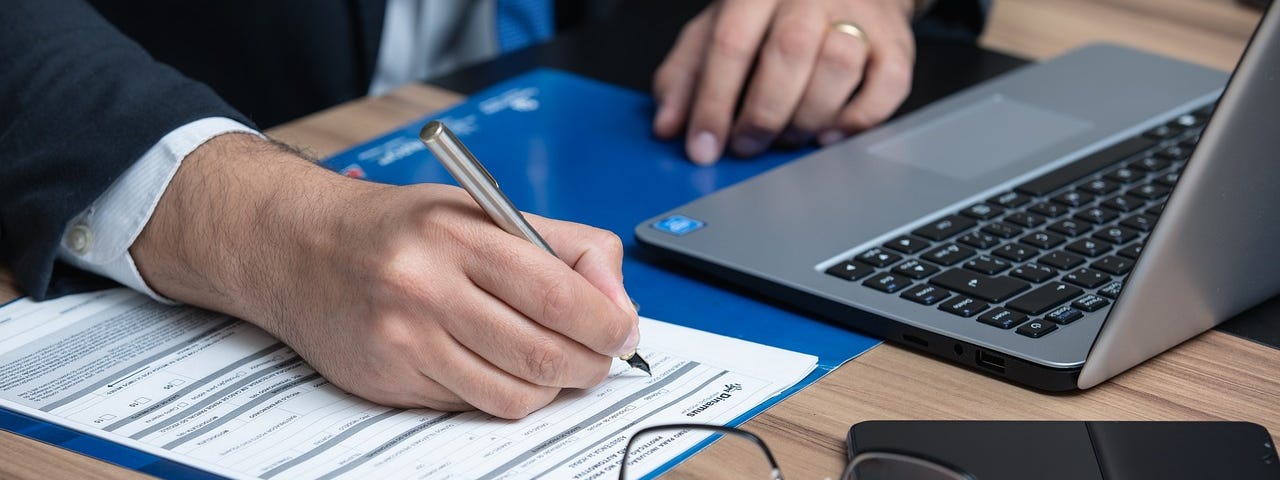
976, 350, 1006, 374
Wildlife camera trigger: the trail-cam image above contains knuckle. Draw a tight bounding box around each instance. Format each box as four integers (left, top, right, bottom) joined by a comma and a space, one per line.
739, 107, 788, 134
880, 60, 914, 88
709, 28, 756, 63
538, 278, 576, 327
592, 229, 626, 258
492, 386, 556, 419
769, 27, 817, 60
820, 40, 864, 73
524, 338, 569, 385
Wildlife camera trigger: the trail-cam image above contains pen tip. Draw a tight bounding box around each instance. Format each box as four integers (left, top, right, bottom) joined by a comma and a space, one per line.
625, 353, 652, 376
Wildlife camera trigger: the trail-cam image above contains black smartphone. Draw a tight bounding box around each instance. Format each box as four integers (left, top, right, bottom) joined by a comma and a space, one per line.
846, 420, 1278, 480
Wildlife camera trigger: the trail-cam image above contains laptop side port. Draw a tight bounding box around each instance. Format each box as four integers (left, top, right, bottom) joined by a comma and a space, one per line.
901, 333, 929, 348
976, 350, 1006, 374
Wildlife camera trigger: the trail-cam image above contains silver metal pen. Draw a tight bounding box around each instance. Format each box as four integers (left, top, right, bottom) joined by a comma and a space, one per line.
418, 120, 651, 376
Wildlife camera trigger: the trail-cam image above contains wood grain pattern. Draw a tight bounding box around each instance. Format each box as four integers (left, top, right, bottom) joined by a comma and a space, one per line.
0, 1, 1267, 478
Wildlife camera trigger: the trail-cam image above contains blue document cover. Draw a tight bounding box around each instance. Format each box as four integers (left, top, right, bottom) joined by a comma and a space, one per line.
0, 69, 880, 479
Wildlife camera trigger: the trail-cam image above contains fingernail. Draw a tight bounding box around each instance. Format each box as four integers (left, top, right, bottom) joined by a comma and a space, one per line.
688, 131, 720, 165
730, 134, 767, 157
818, 129, 847, 146
619, 326, 641, 356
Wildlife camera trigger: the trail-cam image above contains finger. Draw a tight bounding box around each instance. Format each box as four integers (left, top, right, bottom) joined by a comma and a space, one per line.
439, 282, 613, 389
419, 332, 562, 419
462, 230, 636, 358
833, 30, 915, 136
685, 0, 778, 165
785, 21, 870, 146
531, 215, 633, 315
653, 11, 713, 139
729, 2, 826, 157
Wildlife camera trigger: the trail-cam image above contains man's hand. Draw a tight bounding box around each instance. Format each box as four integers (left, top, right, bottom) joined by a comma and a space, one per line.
653, 0, 917, 165
131, 134, 640, 419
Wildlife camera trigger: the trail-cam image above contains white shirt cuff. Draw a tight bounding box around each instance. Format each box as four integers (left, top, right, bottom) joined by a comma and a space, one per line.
57, 117, 260, 304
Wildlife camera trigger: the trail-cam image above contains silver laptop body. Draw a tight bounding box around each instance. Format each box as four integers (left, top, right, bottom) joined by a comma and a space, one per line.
636, 5, 1279, 391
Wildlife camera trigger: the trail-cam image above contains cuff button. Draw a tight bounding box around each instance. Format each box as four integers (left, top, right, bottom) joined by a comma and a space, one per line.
68, 224, 93, 254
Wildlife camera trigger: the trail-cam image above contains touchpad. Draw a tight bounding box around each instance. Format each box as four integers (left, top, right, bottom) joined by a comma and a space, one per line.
868, 95, 1091, 181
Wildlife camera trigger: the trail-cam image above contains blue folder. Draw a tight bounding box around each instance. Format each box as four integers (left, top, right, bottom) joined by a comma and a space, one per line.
1, 69, 880, 479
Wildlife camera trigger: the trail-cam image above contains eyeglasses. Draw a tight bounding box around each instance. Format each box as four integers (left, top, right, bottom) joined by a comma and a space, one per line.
618, 424, 975, 480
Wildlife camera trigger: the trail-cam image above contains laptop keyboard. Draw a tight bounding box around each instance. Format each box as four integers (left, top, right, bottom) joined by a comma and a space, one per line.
825, 104, 1213, 339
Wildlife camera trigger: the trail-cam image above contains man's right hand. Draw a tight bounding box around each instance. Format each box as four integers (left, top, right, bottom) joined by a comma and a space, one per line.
131, 134, 640, 419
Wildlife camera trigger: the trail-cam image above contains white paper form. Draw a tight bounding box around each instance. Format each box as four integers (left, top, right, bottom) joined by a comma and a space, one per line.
0, 289, 816, 479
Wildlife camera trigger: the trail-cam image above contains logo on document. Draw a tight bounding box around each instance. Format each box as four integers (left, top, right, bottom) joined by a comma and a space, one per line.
339, 164, 366, 179
652, 215, 705, 236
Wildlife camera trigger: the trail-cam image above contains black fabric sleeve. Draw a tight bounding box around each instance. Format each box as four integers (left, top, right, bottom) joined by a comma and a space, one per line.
0, 0, 254, 300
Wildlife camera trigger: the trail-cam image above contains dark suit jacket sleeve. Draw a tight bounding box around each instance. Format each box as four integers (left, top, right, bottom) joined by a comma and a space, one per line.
0, 0, 254, 300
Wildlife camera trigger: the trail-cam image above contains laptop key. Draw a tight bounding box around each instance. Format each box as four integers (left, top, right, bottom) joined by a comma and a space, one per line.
929, 269, 1030, 303
893, 259, 941, 279
1077, 179, 1120, 195
901, 284, 951, 305
1129, 184, 1171, 200
1142, 124, 1181, 140
1011, 263, 1057, 283
978, 308, 1027, 329
863, 272, 912, 294
826, 261, 876, 281
1117, 244, 1144, 259
1004, 211, 1046, 228
1051, 191, 1094, 208
1020, 231, 1066, 249
922, 243, 977, 266
1099, 281, 1124, 299
1045, 305, 1085, 324
856, 248, 902, 268
1029, 202, 1070, 218
964, 255, 1013, 275
1146, 203, 1166, 216
1016, 319, 1058, 338
958, 232, 1001, 249
1092, 225, 1139, 244
1066, 239, 1111, 257
913, 215, 977, 241
989, 191, 1031, 208
1008, 282, 1083, 315
1154, 145, 1189, 161
960, 203, 1005, 220
1120, 213, 1157, 232
1091, 256, 1135, 275
981, 222, 1023, 239
993, 244, 1039, 262
1048, 219, 1091, 237
1104, 167, 1142, 184
1039, 250, 1086, 270
1075, 207, 1119, 225
1063, 268, 1111, 289
884, 235, 932, 254
1129, 156, 1171, 172
1100, 195, 1146, 212
1073, 294, 1110, 312
938, 296, 989, 317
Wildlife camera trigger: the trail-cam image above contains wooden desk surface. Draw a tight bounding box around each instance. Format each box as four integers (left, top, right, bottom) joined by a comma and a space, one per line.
1, 1, 1272, 478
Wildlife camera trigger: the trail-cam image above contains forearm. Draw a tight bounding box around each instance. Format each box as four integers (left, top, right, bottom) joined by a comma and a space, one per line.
130, 133, 362, 328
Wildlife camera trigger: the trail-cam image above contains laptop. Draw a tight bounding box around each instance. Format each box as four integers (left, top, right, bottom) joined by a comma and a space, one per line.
636, 4, 1280, 391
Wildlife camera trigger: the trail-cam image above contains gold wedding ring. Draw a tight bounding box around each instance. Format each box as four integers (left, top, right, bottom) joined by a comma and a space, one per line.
831, 20, 869, 45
